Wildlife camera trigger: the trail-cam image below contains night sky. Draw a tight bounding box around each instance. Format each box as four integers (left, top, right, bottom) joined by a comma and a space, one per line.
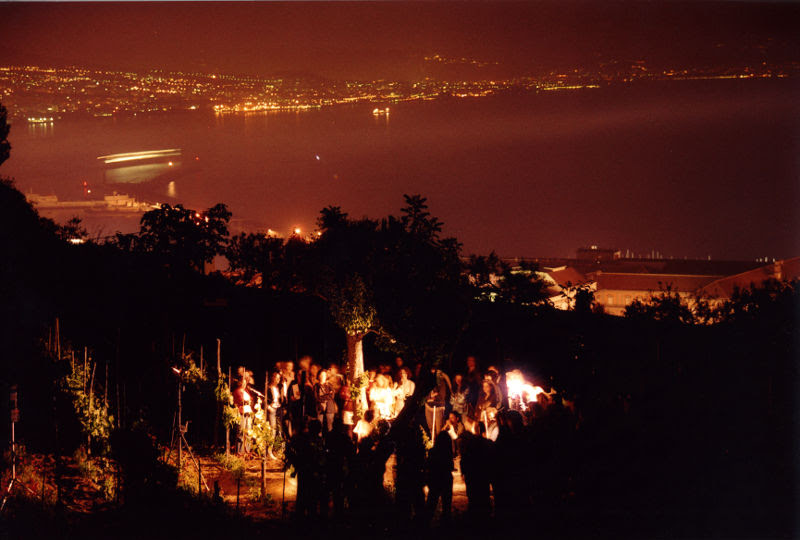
1, 2, 799, 260
3, 2, 798, 79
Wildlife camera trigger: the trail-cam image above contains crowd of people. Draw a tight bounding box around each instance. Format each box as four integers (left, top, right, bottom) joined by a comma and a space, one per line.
227, 355, 577, 526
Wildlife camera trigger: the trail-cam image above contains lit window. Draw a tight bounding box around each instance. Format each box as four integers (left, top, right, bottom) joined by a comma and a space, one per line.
607, 296, 614, 305
625, 296, 631, 304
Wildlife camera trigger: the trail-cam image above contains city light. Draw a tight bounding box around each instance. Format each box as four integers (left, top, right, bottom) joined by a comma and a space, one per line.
3, 62, 791, 121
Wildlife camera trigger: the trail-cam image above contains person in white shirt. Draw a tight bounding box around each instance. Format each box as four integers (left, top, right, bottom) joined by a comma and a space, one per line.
369, 374, 395, 419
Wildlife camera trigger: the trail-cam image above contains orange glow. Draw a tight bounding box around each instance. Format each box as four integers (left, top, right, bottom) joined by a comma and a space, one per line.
505, 370, 546, 411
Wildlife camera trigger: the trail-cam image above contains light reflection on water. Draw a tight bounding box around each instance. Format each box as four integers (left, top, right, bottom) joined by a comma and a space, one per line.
27, 122, 55, 137
104, 161, 180, 184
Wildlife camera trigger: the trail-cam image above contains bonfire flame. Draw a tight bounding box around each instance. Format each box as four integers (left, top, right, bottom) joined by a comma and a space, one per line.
505, 369, 545, 411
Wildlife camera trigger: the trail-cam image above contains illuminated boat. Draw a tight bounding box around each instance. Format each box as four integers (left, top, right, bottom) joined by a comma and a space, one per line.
372, 107, 390, 116
27, 116, 54, 124
97, 148, 182, 165
97, 148, 184, 185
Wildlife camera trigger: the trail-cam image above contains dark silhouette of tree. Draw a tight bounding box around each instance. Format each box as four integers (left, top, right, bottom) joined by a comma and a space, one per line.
624, 285, 696, 324
317, 205, 348, 230
495, 260, 549, 305
469, 254, 550, 306
226, 232, 284, 285
373, 195, 470, 369
248, 196, 471, 383
118, 203, 231, 271
467, 251, 503, 294
310, 207, 382, 379
573, 284, 596, 314
0, 102, 10, 168
715, 278, 798, 326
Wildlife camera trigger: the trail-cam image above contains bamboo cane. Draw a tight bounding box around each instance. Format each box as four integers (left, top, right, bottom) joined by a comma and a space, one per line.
261, 372, 268, 493
83, 347, 88, 394
55, 318, 60, 360
88, 361, 96, 454
104, 359, 109, 409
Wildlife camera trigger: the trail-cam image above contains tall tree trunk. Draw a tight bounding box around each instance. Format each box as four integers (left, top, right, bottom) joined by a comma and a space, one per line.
346, 332, 364, 382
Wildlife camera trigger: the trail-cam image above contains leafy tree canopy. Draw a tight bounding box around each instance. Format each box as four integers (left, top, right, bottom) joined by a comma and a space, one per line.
118, 203, 231, 271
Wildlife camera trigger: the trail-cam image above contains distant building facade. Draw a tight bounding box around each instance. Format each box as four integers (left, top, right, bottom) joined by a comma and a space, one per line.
504, 248, 799, 316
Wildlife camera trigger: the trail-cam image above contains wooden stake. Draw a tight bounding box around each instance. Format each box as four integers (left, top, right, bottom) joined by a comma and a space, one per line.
226, 348, 233, 457
89, 361, 96, 399
55, 318, 61, 360
83, 348, 88, 394
88, 360, 96, 454
262, 372, 268, 493
104, 358, 109, 409
214, 338, 220, 446
116, 328, 121, 428
177, 376, 182, 471
116, 378, 121, 429
216, 339, 221, 376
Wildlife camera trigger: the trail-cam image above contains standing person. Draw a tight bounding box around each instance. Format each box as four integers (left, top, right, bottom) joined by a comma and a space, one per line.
485, 366, 504, 406
296, 355, 312, 418
315, 370, 337, 433
369, 374, 394, 420
443, 411, 465, 454
459, 423, 494, 523
450, 373, 468, 416
286, 419, 326, 520
267, 371, 283, 458
280, 363, 295, 437
327, 363, 343, 403
392, 367, 415, 417
476, 380, 500, 429
398, 367, 415, 399
394, 424, 427, 525
425, 430, 455, 524
465, 356, 482, 413
425, 369, 452, 435
307, 363, 321, 419
393, 356, 405, 382
287, 371, 304, 438
362, 369, 377, 414
324, 417, 355, 519
493, 410, 529, 524
232, 378, 253, 455
340, 382, 355, 438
